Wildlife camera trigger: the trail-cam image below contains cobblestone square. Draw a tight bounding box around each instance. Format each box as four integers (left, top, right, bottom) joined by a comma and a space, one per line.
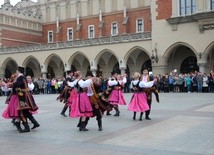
0, 93, 214, 155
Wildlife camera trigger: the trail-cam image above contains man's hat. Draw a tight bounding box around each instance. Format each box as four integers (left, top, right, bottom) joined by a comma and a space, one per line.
111, 70, 118, 75
85, 70, 94, 77
18, 66, 25, 74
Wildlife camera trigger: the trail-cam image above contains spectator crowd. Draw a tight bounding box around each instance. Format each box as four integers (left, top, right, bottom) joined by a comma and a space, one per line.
1, 70, 214, 96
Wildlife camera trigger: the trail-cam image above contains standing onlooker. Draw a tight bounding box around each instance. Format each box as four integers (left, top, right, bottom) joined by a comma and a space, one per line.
177, 74, 184, 92
196, 72, 203, 93
202, 73, 208, 92
168, 73, 174, 92
51, 78, 56, 94
185, 74, 192, 93
208, 73, 214, 92
191, 73, 197, 92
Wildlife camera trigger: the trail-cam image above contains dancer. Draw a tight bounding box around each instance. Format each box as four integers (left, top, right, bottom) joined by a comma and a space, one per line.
57, 70, 74, 117
69, 71, 93, 131
26, 75, 40, 129
108, 72, 127, 116
2, 67, 38, 133
128, 72, 156, 121
141, 68, 159, 120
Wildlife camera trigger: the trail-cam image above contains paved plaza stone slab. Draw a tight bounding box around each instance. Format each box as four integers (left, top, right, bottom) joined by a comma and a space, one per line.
0, 93, 214, 155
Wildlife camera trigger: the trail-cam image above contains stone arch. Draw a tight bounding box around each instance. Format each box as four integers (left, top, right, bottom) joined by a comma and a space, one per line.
45, 54, 64, 79
95, 49, 119, 78
22, 55, 41, 78
125, 46, 151, 76
68, 51, 90, 77
164, 42, 198, 73
204, 41, 214, 72
2, 57, 18, 78
124, 46, 151, 64
163, 42, 197, 62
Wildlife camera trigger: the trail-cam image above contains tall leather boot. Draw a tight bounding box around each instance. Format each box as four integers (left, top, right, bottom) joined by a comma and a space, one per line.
20, 122, 30, 133
14, 121, 22, 132
60, 105, 68, 117
97, 119, 103, 131
139, 112, 143, 121
79, 121, 89, 131
114, 107, 120, 116
133, 112, 136, 120
30, 117, 40, 129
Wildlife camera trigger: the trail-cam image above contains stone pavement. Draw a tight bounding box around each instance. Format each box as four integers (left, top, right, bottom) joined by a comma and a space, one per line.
0, 93, 214, 155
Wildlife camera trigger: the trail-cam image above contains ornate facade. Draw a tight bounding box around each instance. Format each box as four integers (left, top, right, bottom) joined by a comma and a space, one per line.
0, 0, 214, 78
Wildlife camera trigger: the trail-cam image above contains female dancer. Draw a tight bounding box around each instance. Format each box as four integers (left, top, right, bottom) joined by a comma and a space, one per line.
69, 71, 93, 131
108, 73, 127, 116
128, 72, 155, 121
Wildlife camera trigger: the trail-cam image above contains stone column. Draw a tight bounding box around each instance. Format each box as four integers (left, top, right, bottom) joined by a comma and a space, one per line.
64, 62, 71, 72
41, 72, 47, 79
120, 68, 126, 75
40, 64, 47, 79
198, 63, 207, 73
152, 64, 167, 76
91, 69, 97, 77
90, 60, 97, 76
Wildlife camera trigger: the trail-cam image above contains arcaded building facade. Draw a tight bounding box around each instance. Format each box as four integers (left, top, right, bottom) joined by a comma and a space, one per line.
0, 0, 214, 79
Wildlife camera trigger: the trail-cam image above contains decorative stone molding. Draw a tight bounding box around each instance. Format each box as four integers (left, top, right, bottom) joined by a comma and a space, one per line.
0, 32, 151, 54
166, 11, 214, 33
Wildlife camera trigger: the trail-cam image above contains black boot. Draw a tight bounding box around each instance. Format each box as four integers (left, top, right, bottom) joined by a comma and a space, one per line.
139, 112, 143, 121
30, 117, 40, 129
114, 107, 120, 116
11, 118, 16, 125
98, 119, 103, 131
145, 116, 151, 120
20, 122, 30, 133
79, 121, 89, 131
77, 118, 81, 127
106, 111, 111, 116
14, 121, 22, 132
60, 106, 68, 117
133, 112, 136, 120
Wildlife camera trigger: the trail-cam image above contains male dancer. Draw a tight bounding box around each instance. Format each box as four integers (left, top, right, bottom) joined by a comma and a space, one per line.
141, 68, 159, 120
57, 70, 74, 117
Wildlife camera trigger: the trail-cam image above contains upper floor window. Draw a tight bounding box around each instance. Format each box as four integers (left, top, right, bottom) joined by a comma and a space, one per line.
179, 0, 196, 16
136, 19, 144, 33
211, 0, 214, 10
67, 28, 73, 41
48, 31, 53, 43
88, 25, 95, 39
111, 22, 118, 36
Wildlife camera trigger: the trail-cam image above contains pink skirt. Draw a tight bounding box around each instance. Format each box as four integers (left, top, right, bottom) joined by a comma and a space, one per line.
108, 89, 126, 105
2, 95, 19, 119
70, 92, 93, 118
128, 92, 149, 112
68, 89, 76, 106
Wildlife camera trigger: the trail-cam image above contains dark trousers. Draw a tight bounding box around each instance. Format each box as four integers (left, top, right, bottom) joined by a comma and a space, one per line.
84, 107, 102, 128
145, 99, 152, 117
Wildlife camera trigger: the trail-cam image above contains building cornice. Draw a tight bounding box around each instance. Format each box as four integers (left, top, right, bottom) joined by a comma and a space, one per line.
166, 11, 214, 33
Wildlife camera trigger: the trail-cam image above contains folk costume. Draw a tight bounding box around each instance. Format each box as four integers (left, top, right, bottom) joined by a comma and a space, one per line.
128, 78, 155, 121
57, 70, 74, 117
141, 70, 159, 120
108, 75, 127, 116
2, 67, 38, 133
69, 72, 93, 131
